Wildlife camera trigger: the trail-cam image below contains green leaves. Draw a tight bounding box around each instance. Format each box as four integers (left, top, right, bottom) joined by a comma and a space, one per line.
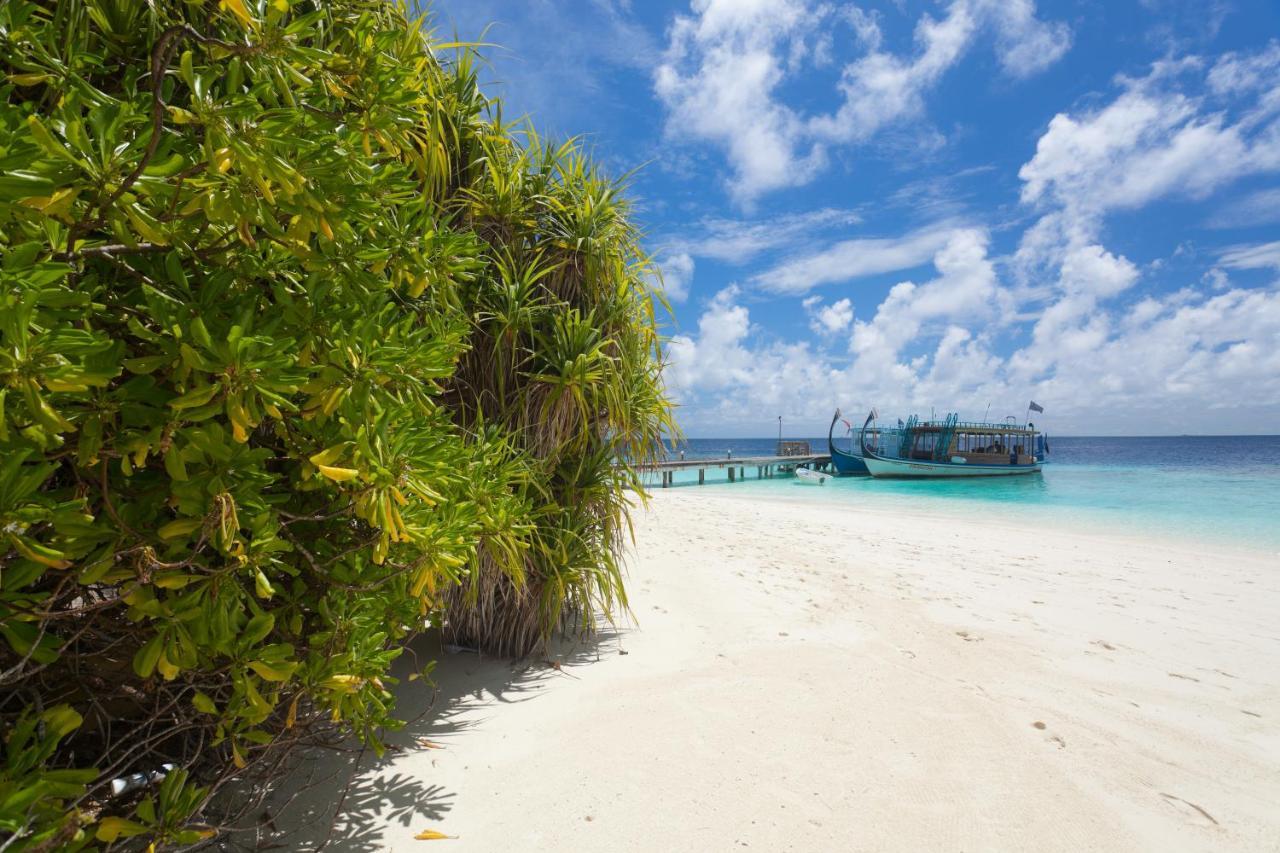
1, 0, 670, 846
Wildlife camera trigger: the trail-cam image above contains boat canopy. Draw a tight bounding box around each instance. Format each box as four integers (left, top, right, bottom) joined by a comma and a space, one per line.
861, 411, 1047, 470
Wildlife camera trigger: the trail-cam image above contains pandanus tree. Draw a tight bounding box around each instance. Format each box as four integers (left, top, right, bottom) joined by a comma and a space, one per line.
0, 0, 673, 847
441, 132, 674, 656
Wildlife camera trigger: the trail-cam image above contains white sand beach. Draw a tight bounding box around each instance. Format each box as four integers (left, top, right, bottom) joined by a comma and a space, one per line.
276, 489, 1280, 851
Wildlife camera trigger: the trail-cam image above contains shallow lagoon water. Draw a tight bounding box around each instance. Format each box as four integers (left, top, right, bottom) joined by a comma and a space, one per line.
649, 436, 1280, 553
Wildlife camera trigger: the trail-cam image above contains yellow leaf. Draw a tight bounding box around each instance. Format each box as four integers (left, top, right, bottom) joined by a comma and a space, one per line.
156, 649, 179, 680
41, 705, 83, 737
317, 464, 359, 482
414, 830, 454, 840
42, 377, 90, 392
248, 660, 295, 681
167, 106, 199, 124
9, 534, 72, 569
254, 568, 274, 599
221, 0, 256, 27
321, 674, 363, 693
158, 518, 203, 539
308, 444, 347, 467
8, 73, 52, 86
96, 817, 149, 842
213, 146, 233, 173
154, 573, 198, 589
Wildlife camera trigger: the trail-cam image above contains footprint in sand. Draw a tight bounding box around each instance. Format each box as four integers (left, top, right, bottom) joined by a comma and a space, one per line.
1032, 722, 1065, 748
1092, 640, 1117, 651
1159, 793, 1219, 826
955, 630, 983, 642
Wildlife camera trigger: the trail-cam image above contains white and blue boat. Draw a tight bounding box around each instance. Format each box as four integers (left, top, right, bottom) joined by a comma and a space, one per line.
858, 410, 1048, 478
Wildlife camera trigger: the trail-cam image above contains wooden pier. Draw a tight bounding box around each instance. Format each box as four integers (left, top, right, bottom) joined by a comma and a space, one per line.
642, 454, 832, 487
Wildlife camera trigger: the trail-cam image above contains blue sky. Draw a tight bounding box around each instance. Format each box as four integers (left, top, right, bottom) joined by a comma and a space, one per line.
426, 0, 1280, 436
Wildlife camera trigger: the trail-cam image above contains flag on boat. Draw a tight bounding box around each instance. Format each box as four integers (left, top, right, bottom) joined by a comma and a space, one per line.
1028, 401, 1044, 413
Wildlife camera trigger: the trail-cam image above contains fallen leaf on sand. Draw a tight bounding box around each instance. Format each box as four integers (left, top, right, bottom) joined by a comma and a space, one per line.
415, 829, 455, 840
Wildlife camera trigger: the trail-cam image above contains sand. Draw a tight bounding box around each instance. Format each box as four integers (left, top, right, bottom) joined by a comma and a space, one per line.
272, 489, 1280, 851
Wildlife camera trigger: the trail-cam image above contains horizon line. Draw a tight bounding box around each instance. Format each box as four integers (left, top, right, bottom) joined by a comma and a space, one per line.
670, 433, 1280, 440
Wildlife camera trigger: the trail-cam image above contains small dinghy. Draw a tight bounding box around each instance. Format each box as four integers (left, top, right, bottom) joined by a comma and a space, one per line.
794, 466, 828, 485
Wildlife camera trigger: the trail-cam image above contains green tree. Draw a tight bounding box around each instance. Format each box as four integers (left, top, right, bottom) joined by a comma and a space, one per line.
0, 0, 672, 846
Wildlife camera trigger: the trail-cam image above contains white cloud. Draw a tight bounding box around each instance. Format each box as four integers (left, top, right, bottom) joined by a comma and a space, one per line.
666, 266, 1280, 436
665, 208, 862, 264
1206, 186, 1280, 229
665, 285, 754, 394
655, 0, 1072, 203
807, 297, 854, 336
667, 231, 1013, 430
1207, 40, 1280, 97
1019, 286, 1280, 421
808, 2, 977, 145
1019, 54, 1280, 222
1005, 243, 1139, 382
751, 223, 965, 294
849, 229, 998, 368
654, 252, 696, 302
654, 0, 828, 204
1220, 240, 1280, 270
665, 285, 839, 426
979, 0, 1073, 78
1011, 45, 1280, 357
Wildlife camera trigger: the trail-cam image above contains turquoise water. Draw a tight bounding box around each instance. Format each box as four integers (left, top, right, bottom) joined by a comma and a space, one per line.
648, 436, 1280, 553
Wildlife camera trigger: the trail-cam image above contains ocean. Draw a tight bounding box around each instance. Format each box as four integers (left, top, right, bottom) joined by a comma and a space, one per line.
647, 435, 1280, 553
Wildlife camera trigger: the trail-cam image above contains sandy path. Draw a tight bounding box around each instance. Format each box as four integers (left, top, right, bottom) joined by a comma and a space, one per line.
273, 490, 1280, 851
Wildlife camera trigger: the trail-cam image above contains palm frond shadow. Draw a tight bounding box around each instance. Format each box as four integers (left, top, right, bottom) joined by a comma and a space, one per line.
249, 626, 624, 851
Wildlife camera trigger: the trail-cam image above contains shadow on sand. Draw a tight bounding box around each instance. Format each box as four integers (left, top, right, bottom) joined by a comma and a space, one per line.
233, 626, 624, 851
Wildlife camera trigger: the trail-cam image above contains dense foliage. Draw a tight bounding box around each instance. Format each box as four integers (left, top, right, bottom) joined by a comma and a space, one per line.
0, 0, 673, 847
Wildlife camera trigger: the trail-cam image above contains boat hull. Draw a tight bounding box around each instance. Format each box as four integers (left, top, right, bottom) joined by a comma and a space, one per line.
828, 410, 870, 476
829, 446, 869, 475
862, 456, 1042, 478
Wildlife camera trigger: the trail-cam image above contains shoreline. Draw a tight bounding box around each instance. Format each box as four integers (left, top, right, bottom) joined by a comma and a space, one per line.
273, 489, 1280, 851
644, 477, 1280, 559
